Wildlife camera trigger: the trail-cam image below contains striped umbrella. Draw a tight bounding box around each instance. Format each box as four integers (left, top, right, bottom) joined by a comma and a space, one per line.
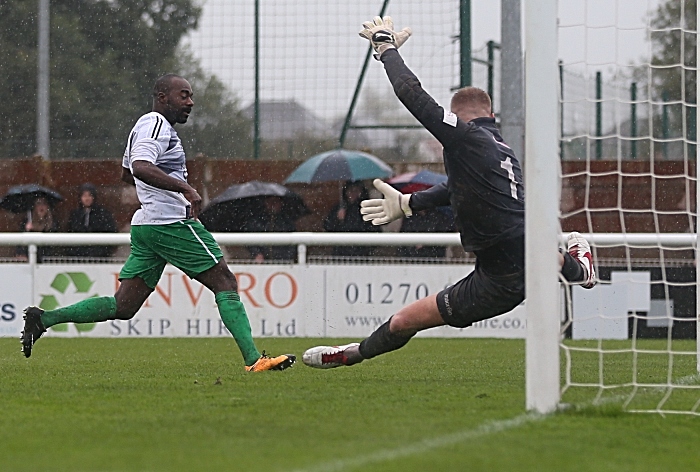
284, 149, 393, 184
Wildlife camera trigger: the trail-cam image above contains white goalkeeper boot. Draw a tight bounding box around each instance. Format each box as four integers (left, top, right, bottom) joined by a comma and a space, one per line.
302, 343, 361, 369
567, 232, 596, 289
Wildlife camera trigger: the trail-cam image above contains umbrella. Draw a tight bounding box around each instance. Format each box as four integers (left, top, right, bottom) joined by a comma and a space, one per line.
284, 149, 393, 184
0, 184, 63, 214
389, 170, 453, 219
199, 181, 309, 232
387, 170, 448, 193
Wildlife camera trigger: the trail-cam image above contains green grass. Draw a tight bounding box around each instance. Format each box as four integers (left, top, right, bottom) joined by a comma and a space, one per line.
0, 338, 698, 471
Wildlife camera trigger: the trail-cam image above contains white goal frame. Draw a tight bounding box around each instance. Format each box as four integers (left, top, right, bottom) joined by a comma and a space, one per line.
524, 0, 561, 414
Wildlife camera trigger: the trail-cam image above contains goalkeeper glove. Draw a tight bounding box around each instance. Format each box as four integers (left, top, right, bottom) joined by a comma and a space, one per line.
360, 179, 413, 225
359, 16, 412, 60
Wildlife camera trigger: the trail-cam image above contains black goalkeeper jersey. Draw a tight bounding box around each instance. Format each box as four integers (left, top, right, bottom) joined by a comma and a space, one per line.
381, 49, 524, 252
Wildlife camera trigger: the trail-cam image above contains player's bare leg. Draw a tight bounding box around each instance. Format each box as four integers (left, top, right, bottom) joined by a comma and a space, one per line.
303, 294, 444, 369
114, 277, 154, 319
388, 293, 445, 335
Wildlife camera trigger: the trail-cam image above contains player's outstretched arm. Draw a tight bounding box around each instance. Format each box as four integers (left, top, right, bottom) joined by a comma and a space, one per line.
359, 17, 466, 148
360, 179, 412, 225
409, 182, 450, 212
358, 16, 412, 60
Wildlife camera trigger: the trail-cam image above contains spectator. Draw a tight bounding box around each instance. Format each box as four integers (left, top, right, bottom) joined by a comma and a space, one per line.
16, 196, 60, 262
243, 196, 297, 262
398, 207, 455, 259
66, 183, 118, 259
323, 180, 380, 257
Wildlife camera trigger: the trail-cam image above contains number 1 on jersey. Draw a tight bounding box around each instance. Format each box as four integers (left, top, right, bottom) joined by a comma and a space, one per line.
500, 157, 518, 199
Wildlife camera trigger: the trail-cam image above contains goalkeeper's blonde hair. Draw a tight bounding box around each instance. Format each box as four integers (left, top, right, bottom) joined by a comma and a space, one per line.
451, 87, 492, 121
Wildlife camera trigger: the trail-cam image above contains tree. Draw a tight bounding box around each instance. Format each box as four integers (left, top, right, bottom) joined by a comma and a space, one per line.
648, 0, 696, 157
174, 48, 253, 159
0, 0, 202, 158
0, 1, 43, 157
650, 0, 696, 104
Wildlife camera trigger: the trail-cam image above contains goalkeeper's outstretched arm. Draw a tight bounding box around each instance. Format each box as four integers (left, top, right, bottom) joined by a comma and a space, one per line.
409, 181, 450, 211
380, 49, 471, 148
358, 17, 472, 147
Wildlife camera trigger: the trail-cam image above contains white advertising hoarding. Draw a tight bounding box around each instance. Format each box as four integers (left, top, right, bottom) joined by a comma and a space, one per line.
321, 264, 526, 339
0, 264, 32, 337
0, 262, 529, 339
33, 264, 307, 338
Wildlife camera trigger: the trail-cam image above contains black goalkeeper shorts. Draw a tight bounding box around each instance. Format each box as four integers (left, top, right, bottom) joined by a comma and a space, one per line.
436, 236, 525, 328
436, 266, 524, 328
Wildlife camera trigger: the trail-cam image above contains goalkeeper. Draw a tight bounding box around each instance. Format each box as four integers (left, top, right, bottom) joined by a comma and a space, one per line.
303, 17, 595, 369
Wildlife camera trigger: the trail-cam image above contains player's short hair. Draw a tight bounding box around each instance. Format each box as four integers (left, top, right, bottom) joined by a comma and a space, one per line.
451, 87, 492, 117
152, 74, 185, 98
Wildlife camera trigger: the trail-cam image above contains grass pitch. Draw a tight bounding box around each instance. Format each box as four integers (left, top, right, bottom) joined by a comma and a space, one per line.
0, 338, 698, 471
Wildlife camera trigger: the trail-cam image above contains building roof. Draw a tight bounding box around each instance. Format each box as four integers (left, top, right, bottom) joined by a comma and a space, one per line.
243, 100, 333, 141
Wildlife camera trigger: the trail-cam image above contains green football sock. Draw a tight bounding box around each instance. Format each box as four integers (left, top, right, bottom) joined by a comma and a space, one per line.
215, 291, 261, 366
41, 296, 117, 329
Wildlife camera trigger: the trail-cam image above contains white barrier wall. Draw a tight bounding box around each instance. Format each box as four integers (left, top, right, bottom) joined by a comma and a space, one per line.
0, 265, 32, 337
0, 263, 528, 339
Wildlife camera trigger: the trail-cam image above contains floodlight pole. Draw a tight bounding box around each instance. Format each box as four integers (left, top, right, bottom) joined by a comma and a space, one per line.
500, 0, 524, 162
525, 0, 560, 413
459, 0, 472, 87
37, 0, 50, 160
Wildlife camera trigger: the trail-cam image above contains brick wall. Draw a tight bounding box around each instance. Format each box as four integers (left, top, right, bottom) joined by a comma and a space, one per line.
0, 157, 693, 259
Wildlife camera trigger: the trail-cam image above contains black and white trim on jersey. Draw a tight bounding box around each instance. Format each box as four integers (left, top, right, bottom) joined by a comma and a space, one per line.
127, 130, 137, 155
150, 116, 164, 139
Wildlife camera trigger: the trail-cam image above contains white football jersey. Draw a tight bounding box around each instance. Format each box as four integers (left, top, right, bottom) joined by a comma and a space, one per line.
122, 111, 191, 225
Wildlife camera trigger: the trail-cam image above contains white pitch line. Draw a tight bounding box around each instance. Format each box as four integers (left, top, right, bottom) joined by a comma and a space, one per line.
285, 412, 545, 472
287, 375, 700, 472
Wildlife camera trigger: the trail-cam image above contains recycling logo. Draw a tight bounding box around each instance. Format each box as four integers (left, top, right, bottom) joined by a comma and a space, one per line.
39, 272, 98, 332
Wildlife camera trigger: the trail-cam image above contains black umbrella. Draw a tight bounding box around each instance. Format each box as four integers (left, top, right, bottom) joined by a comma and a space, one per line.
0, 184, 63, 214
199, 181, 310, 232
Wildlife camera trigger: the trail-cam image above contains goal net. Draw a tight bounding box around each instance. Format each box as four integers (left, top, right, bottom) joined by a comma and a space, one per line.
555, 0, 699, 415
182, 0, 490, 162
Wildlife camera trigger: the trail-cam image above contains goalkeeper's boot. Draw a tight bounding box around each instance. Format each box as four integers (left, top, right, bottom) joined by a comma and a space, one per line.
567, 232, 596, 289
20, 306, 47, 358
245, 351, 296, 372
302, 343, 361, 369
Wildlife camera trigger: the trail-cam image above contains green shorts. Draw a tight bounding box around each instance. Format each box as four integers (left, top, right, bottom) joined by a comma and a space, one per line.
119, 220, 224, 289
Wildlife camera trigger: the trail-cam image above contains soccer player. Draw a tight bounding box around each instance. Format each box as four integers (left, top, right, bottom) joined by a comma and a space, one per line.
20, 74, 295, 372
302, 18, 595, 369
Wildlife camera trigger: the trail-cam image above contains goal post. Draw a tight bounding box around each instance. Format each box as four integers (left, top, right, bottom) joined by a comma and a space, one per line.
524, 0, 561, 413
696, 0, 699, 377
